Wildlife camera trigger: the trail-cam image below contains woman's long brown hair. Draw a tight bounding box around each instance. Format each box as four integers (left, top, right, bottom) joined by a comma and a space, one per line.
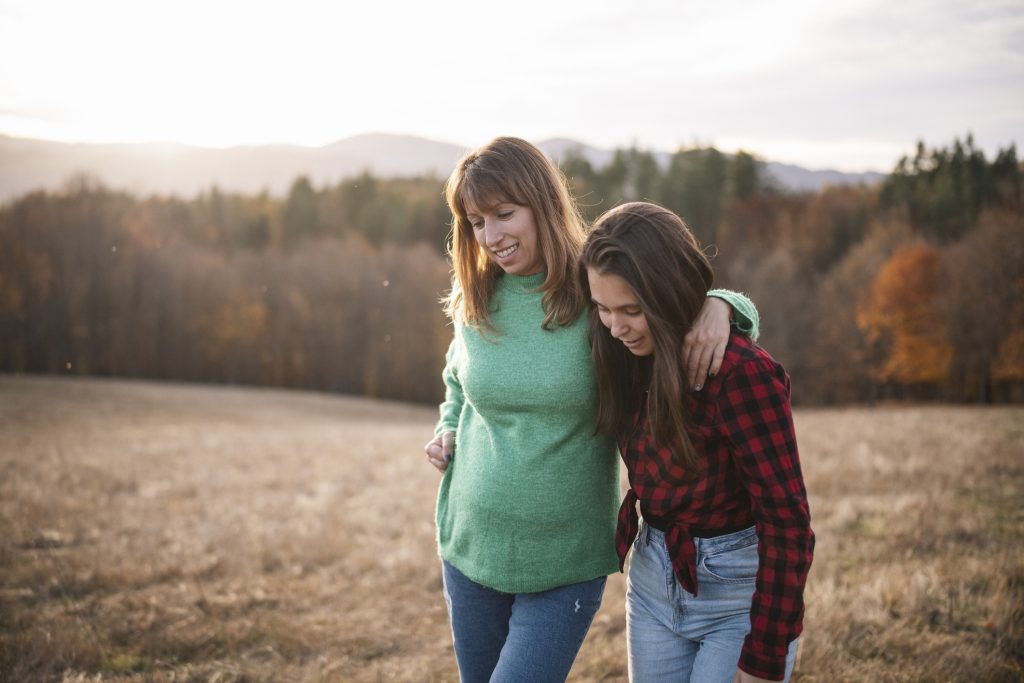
579, 202, 714, 469
443, 137, 587, 331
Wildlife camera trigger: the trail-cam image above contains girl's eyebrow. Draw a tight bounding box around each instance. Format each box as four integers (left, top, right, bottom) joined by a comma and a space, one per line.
591, 297, 639, 310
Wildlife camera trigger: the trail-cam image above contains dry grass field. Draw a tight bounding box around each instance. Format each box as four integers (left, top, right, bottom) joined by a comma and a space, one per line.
0, 376, 1021, 682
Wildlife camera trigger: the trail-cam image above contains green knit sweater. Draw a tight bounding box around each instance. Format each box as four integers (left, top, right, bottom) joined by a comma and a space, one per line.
435, 271, 758, 593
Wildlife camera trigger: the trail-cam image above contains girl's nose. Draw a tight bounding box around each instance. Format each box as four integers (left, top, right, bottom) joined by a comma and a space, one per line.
611, 317, 629, 339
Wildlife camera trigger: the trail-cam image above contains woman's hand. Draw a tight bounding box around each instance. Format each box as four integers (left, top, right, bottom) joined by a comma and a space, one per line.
683, 297, 732, 390
734, 670, 776, 683
424, 431, 455, 473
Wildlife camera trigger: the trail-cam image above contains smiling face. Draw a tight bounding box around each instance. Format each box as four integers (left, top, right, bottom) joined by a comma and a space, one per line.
587, 267, 654, 356
466, 200, 544, 276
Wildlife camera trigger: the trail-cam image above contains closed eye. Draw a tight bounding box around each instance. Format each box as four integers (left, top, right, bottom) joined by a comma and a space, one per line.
592, 301, 641, 317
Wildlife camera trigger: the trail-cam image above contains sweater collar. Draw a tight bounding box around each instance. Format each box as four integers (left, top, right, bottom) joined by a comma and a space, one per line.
499, 270, 547, 294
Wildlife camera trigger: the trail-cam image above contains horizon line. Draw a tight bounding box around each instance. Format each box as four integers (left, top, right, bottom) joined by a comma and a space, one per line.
0, 129, 906, 175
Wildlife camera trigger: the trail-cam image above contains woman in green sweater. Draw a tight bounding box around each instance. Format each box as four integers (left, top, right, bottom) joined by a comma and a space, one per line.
423, 137, 758, 682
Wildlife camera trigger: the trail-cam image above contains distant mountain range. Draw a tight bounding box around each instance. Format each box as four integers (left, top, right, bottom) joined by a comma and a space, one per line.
0, 132, 885, 202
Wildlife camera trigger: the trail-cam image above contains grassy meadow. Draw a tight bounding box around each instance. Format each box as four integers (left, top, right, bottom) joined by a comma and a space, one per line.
0, 377, 1021, 682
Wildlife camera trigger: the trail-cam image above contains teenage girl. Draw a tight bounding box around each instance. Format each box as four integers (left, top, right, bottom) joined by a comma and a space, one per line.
581, 201, 814, 683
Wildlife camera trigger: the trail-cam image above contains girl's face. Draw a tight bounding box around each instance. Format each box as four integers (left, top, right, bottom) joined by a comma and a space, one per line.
587, 268, 653, 356
466, 201, 544, 276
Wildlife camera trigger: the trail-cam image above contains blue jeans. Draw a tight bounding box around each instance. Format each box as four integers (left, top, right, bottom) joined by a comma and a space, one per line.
626, 522, 799, 682
441, 560, 607, 682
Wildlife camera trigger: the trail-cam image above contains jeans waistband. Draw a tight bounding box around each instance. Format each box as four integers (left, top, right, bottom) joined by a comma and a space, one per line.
639, 518, 756, 551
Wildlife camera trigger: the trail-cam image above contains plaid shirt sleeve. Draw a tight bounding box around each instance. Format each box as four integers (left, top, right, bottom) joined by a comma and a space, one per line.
717, 352, 814, 681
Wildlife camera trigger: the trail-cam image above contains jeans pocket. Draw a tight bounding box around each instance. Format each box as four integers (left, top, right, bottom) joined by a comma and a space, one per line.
699, 536, 758, 584
633, 523, 646, 550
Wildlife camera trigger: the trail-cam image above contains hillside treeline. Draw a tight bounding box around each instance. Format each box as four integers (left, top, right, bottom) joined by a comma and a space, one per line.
1, 135, 1021, 404
0, 175, 453, 403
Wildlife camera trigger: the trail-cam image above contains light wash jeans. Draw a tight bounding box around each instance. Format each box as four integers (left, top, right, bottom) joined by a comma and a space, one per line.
626, 522, 799, 682
441, 560, 606, 683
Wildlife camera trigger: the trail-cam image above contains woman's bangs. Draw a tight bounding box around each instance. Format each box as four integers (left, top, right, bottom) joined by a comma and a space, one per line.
458, 170, 518, 218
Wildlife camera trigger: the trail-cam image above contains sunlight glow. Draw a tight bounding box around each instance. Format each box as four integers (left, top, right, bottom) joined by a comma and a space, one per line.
0, 0, 1019, 170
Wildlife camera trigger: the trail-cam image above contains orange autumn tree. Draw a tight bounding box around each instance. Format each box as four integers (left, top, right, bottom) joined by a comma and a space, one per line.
858, 243, 953, 388
993, 331, 1024, 381
991, 279, 1024, 399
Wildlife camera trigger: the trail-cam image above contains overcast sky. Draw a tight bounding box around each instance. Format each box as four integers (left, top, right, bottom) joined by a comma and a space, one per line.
1, 0, 1020, 171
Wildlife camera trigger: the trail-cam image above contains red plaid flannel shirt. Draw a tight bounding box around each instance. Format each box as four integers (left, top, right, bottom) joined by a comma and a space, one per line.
616, 334, 814, 681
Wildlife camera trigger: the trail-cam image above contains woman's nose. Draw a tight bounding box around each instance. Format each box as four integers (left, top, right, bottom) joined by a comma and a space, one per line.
483, 219, 502, 246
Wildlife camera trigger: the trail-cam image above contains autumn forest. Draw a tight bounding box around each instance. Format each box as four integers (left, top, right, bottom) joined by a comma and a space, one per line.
1, 135, 1021, 405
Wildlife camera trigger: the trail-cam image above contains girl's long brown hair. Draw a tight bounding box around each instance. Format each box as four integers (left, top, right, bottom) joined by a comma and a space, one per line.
579, 202, 714, 469
443, 137, 587, 331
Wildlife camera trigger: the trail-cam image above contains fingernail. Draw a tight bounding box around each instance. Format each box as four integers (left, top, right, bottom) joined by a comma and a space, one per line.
694, 384, 702, 391
444, 452, 451, 462
708, 372, 716, 378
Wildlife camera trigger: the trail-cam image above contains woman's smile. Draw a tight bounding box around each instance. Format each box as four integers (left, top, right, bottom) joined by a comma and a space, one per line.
494, 243, 519, 259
